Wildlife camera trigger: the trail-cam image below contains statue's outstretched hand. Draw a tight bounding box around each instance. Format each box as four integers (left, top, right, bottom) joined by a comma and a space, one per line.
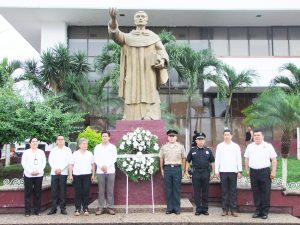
109, 7, 118, 19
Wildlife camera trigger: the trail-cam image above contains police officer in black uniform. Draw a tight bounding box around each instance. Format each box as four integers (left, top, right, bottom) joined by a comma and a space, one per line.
185, 132, 215, 216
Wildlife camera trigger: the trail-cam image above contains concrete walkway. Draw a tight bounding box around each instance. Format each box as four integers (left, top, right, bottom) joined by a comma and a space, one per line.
0, 206, 299, 225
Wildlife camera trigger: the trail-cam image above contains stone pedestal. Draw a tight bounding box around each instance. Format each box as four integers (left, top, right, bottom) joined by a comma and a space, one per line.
109, 120, 167, 205
110, 120, 167, 146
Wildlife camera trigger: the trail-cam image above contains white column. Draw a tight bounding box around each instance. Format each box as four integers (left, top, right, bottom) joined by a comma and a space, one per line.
297, 127, 300, 160
40, 22, 67, 53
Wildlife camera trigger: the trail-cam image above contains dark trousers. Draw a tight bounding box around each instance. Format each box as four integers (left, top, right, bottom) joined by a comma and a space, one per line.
24, 176, 43, 214
192, 169, 210, 212
73, 174, 91, 211
164, 166, 182, 212
50, 175, 67, 211
220, 172, 238, 212
250, 168, 271, 215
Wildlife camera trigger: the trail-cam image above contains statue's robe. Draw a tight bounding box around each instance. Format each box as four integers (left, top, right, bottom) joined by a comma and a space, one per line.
109, 26, 169, 120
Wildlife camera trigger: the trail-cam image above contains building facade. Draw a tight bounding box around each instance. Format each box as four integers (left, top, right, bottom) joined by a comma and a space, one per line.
1, 0, 300, 146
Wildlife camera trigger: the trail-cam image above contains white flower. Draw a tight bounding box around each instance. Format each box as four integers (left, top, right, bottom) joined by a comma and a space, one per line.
149, 169, 153, 174
146, 141, 150, 146
146, 161, 151, 166
119, 144, 124, 150
122, 161, 127, 167
126, 140, 131, 145
122, 135, 128, 141
150, 158, 154, 163
135, 171, 138, 174
146, 131, 151, 136
154, 144, 159, 151
150, 166, 154, 171
137, 134, 142, 140
138, 146, 143, 151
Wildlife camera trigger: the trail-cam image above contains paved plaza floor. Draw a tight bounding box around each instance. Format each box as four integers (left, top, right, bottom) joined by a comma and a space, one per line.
0, 205, 299, 225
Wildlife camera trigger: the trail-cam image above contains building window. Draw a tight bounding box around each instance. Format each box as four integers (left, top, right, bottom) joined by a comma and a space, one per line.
210, 28, 229, 56
189, 28, 209, 51
289, 27, 300, 56
273, 27, 289, 56
249, 27, 270, 56
229, 27, 248, 56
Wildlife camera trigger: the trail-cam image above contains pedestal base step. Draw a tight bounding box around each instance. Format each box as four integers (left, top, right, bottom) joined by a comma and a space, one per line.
88, 198, 193, 213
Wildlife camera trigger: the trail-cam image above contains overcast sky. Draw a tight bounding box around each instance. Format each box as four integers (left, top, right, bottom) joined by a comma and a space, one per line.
0, 14, 39, 61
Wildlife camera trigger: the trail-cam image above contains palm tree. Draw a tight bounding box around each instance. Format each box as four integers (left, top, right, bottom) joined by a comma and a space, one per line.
166, 41, 222, 130
270, 63, 300, 94
216, 64, 258, 128
243, 88, 300, 188
0, 57, 22, 87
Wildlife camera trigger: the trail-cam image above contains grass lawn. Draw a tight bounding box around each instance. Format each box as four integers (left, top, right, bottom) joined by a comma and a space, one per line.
276, 157, 300, 183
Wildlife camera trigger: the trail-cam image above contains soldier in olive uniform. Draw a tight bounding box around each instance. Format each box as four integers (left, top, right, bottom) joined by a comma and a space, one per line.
160, 130, 186, 215
185, 132, 215, 216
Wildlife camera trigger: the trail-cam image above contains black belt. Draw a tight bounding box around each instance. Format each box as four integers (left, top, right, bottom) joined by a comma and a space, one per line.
164, 164, 181, 167
250, 167, 269, 171
193, 167, 209, 171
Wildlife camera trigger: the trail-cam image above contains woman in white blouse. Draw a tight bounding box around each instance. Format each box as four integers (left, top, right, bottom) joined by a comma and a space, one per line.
68, 138, 94, 216
21, 137, 46, 217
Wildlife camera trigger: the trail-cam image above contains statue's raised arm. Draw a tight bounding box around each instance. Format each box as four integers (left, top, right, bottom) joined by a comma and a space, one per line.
108, 7, 118, 30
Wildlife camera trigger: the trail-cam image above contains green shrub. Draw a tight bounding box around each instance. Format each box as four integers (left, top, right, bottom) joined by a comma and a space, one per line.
77, 127, 101, 151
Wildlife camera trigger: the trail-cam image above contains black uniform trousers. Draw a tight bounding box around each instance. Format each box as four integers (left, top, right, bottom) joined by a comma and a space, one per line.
250, 168, 271, 215
24, 175, 43, 214
73, 174, 91, 211
50, 175, 68, 211
192, 169, 210, 213
164, 165, 182, 212
220, 172, 238, 212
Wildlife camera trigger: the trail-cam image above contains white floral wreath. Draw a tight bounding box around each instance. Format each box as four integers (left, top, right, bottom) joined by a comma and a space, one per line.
117, 128, 160, 182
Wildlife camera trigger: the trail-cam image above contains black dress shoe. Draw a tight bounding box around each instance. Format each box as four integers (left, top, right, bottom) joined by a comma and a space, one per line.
261, 214, 268, 219
202, 211, 209, 215
47, 210, 57, 215
252, 212, 261, 218
61, 209, 68, 215
165, 211, 172, 214
174, 211, 180, 215
195, 211, 201, 216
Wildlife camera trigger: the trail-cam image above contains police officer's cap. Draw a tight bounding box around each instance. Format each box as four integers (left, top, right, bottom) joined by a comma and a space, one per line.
167, 129, 178, 136
195, 132, 206, 139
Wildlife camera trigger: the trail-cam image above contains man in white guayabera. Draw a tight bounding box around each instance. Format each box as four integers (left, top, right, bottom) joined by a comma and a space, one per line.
93, 131, 117, 215
215, 129, 242, 217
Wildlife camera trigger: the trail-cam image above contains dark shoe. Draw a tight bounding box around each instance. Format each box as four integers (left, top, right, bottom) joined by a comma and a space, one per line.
95, 208, 105, 215
166, 210, 172, 214
202, 211, 209, 215
107, 208, 115, 215
25, 213, 30, 217
34, 212, 41, 216
195, 211, 201, 216
47, 210, 57, 215
231, 211, 238, 217
83, 209, 89, 216
252, 212, 261, 218
61, 209, 68, 215
261, 214, 268, 219
174, 211, 180, 215
222, 211, 228, 216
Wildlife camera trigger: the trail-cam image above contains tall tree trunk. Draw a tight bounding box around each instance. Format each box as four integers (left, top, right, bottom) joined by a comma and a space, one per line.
281, 130, 291, 189
224, 93, 232, 128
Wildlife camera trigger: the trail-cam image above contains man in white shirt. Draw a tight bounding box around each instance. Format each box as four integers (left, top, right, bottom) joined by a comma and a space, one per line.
215, 129, 242, 217
244, 129, 277, 219
93, 131, 117, 215
47, 135, 72, 215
